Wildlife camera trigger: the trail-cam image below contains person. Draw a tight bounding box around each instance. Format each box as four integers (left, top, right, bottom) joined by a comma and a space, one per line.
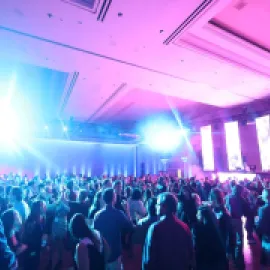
22, 200, 47, 270
94, 188, 133, 270
193, 205, 228, 270
69, 213, 109, 270
209, 188, 235, 258
136, 198, 158, 244
88, 191, 102, 221
142, 192, 194, 270
113, 181, 126, 213
1, 209, 27, 265
51, 200, 70, 270
0, 219, 17, 270
177, 186, 197, 228
127, 188, 146, 224
256, 188, 270, 267
10, 186, 30, 223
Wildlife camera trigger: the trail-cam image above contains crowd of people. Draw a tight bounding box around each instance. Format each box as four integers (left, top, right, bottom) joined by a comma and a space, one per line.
0, 172, 270, 270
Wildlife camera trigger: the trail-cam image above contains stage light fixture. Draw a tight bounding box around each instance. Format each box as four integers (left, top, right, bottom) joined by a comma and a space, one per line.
143, 122, 184, 152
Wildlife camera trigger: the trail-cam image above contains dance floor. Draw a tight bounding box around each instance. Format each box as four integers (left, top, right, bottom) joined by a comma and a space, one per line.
39, 227, 264, 270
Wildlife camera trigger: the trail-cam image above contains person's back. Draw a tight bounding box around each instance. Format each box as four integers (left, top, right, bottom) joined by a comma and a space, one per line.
11, 187, 30, 223
143, 192, 193, 270
145, 215, 192, 270
94, 188, 133, 267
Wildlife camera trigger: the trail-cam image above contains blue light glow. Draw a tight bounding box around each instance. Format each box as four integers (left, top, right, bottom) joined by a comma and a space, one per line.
143, 121, 185, 152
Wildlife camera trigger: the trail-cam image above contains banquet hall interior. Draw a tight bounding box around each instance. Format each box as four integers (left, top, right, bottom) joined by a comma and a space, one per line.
0, 0, 270, 270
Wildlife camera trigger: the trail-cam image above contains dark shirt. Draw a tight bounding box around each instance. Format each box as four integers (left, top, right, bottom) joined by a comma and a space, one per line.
0, 220, 16, 270
94, 205, 133, 262
143, 215, 193, 270
114, 194, 126, 213
257, 203, 270, 239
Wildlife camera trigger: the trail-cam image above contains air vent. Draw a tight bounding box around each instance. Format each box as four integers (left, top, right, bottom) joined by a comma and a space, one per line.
62, 0, 100, 13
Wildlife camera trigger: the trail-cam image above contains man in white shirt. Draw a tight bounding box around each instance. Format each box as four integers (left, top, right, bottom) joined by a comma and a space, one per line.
11, 187, 30, 223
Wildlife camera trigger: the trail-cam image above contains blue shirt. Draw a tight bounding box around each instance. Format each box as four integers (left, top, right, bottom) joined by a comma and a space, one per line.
94, 205, 133, 262
0, 220, 17, 270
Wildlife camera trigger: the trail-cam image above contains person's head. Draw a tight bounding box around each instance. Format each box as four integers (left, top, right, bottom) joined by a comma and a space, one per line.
192, 193, 201, 208
103, 188, 116, 205
232, 184, 243, 196
1, 209, 22, 236
29, 200, 46, 221
69, 213, 94, 241
67, 180, 74, 191
209, 188, 224, 208
103, 179, 112, 189
157, 192, 178, 216
79, 189, 88, 203
196, 205, 216, 226
179, 185, 191, 200
262, 188, 270, 203
11, 186, 23, 202
147, 197, 157, 217
113, 180, 122, 195
131, 188, 142, 201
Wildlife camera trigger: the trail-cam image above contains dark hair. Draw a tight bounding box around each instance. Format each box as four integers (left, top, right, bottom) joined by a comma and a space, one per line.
147, 198, 157, 217
11, 187, 23, 201
158, 192, 178, 214
209, 188, 224, 206
198, 205, 218, 227
92, 191, 102, 209
79, 190, 88, 202
131, 188, 142, 201
1, 209, 16, 237
28, 200, 46, 222
113, 180, 122, 188
144, 189, 152, 201
69, 213, 98, 248
125, 186, 132, 198
103, 188, 115, 204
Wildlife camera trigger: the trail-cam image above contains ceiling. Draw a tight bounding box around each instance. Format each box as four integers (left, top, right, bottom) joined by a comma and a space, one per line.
0, 0, 269, 127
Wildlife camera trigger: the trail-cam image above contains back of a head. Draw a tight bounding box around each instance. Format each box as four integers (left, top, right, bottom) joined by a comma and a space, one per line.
159, 192, 178, 215
79, 189, 88, 202
11, 186, 23, 202
69, 213, 90, 240
103, 188, 115, 205
210, 188, 224, 206
131, 188, 142, 201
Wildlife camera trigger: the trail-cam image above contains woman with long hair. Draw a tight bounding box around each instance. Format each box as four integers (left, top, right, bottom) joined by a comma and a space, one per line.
127, 188, 146, 225
193, 205, 228, 270
69, 213, 109, 270
22, 200, 47, 270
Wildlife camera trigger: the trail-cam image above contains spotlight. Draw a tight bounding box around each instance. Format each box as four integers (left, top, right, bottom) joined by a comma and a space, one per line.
143, 123, 182, 152
63, 126, 68, 132
44, 125, 49, 130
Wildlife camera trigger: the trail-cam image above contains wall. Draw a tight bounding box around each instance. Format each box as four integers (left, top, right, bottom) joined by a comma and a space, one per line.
0, 139, 136, 177
239, 123, 261, 172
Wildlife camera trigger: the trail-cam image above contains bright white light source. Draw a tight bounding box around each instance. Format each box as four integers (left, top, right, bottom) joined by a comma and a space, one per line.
256, 115, 270, 171
201, 125, 214, 171
0, 101, 19, 142
44, 125, 49, 130
144, 123, 182, 152
224, 121, 243, 171
63, 126, 68, 132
